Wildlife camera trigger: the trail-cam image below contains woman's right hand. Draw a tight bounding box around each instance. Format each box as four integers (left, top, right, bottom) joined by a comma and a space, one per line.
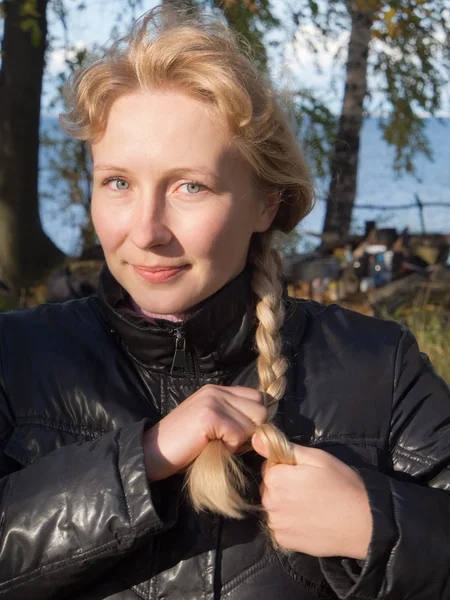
143, 384, 266, 481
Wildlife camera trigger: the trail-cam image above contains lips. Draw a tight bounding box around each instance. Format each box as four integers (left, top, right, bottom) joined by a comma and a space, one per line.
132, 264, 187, 283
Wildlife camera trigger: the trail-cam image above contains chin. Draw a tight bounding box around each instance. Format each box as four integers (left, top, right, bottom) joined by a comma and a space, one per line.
117, 264, 230, 316
132, 286, 201, 317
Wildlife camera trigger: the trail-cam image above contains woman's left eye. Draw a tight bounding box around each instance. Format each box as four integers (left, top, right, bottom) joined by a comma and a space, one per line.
102, 177, 130, 191
179, 183, 203, 195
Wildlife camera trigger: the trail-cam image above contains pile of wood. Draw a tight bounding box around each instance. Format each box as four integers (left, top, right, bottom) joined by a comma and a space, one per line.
284, 222, 450, 312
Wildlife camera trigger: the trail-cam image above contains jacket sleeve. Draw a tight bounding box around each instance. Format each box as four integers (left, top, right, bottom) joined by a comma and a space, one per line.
320, 326, 450, 600
0, 382, 179, 598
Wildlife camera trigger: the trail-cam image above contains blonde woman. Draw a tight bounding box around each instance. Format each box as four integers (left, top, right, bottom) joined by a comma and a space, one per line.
0, 6, 449, 600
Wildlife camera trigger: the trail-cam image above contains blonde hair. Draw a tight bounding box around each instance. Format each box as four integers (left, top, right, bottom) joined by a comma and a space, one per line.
61, 5, 314, 519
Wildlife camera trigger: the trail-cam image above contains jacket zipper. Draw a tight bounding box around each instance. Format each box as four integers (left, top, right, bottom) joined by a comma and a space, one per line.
170, 328, 197, 377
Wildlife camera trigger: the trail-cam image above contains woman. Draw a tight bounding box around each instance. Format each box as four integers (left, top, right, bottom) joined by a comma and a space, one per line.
0, 6, 449, 600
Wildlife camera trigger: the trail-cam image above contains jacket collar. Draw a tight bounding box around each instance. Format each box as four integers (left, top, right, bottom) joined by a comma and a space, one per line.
97, 265, 258, 376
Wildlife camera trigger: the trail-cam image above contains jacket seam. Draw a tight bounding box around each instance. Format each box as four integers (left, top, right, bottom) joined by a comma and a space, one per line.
160, 375, 167, 417
128, 586, 149, 600
310, 436, 384, 447
14, 415, 106, 439
0, 521, 160, 593
116, 435, 133, 526
0, 540, 120, 592
387, 327, 406, 452
382, 477, 402, 599
0, 321, 15, 430
221, 554, 275, 595
201, 549, 207, 600
393, 445, 435, 467
275, 552, 331, 596
391, 328, 406, 424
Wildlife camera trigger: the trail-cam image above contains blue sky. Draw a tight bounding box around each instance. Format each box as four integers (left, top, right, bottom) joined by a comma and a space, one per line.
43, 1, 450, 117
38, 2, 450, 249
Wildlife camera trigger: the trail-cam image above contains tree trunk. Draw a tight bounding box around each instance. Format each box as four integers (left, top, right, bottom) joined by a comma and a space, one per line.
322, 1, 373, 238
0, 0, 65, 290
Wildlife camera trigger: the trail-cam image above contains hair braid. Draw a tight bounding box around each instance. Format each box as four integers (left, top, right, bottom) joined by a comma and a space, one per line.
250, 234, 295, 467
186, 234, 295, 519
251, 234, 288, 414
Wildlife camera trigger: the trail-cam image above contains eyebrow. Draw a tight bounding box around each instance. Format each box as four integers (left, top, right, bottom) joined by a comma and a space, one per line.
169, 167, 224, 186
93, 164, 130, 173
93, 165, 225, 186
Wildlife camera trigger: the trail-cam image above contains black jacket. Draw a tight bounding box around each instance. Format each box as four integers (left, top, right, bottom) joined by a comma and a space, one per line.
0, 267, 449, 600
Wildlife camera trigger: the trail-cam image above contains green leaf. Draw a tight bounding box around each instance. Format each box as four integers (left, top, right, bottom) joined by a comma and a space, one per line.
20, 17, 42, 46
310, 0, 319, 17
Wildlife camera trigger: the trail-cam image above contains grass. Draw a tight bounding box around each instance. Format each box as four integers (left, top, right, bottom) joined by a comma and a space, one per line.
400, 309, 448, 384
0, 295, 22, 312
381, 285, 449, 384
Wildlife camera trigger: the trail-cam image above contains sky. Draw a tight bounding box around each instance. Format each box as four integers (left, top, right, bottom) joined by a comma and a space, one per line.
39, 0, 450, 247
43, 0, 450, 117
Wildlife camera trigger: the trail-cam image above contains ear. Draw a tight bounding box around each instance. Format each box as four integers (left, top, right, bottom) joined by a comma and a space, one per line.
253, 192, 280, 233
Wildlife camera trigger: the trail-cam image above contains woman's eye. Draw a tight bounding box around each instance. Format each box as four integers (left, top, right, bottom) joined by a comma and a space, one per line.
104, 178, 130, 191
180, 183, 203, 194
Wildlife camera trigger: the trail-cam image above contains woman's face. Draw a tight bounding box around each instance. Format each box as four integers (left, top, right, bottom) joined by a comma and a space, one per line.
91, 89, 276, 315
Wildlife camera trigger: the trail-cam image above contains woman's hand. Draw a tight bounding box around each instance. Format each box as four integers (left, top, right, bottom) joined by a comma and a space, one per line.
143, 384, 266, 482
252, 434, 373, 561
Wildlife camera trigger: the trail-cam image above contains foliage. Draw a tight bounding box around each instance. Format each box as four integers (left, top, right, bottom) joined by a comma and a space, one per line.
41, 45, 98, 255
290, 0, 450, 176
211, 0, 279, 71
19, 0, 42, 46
291, 89, 338, 180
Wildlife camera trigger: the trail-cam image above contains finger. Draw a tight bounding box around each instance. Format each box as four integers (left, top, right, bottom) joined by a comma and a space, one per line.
253, 433, 328, 467
223, 396, 267, 427
259, 481, 273, 512
291, 443, 331, 468
203, 384, 263, 404
261, 459, 268, 479
198, 385, 267, 426
227, 386, 264, 403
214, 404, 261, 451
252, 433, 269, 458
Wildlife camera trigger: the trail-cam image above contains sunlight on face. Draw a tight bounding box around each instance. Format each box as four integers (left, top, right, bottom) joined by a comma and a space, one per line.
91, 90, 275, 315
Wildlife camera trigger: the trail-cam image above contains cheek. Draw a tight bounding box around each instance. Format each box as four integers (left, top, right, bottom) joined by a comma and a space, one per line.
179, 204, 253, 262
91, 198, 127, 251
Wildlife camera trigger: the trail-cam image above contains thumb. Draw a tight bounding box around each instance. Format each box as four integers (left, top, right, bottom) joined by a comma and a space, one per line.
251, 433, 269, 458
253, 430, 299, 466
291, 442, 328, 467
292, 443, 305, 465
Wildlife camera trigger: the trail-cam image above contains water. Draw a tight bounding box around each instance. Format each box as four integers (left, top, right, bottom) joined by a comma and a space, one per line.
300, 118, 450, 242
39, 117, 450, 255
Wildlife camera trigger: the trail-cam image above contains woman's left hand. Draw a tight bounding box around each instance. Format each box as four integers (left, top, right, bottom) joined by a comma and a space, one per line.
252, 434, 373, 560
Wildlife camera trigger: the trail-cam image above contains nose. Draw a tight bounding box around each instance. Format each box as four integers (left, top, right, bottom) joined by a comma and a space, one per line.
129, 190, 173, 250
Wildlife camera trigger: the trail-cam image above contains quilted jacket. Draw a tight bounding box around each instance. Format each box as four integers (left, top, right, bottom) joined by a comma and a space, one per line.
0, 267, 448, 599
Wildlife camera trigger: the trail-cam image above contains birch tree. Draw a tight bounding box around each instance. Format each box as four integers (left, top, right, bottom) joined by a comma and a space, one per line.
293, 0, 450, 237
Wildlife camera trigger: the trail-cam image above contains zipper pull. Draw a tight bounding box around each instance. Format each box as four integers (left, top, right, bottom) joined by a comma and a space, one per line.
171, 329, 187, 374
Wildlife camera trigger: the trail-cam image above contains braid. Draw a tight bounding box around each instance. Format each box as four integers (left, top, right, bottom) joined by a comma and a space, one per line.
250, 234, 295, 467
186, 233, 295, 519
250, 235, 288, 415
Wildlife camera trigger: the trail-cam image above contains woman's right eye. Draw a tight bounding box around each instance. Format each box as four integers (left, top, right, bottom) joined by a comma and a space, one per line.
103, 177, 130, 191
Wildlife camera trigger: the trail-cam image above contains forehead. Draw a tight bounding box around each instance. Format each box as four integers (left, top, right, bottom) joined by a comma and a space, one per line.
92, 89, 239, 172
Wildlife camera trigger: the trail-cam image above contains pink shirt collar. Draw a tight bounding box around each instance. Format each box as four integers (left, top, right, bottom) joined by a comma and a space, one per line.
129, 298, 187, 324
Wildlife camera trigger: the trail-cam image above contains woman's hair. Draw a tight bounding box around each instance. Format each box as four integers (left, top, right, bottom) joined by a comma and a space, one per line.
61, 4, 314, 519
